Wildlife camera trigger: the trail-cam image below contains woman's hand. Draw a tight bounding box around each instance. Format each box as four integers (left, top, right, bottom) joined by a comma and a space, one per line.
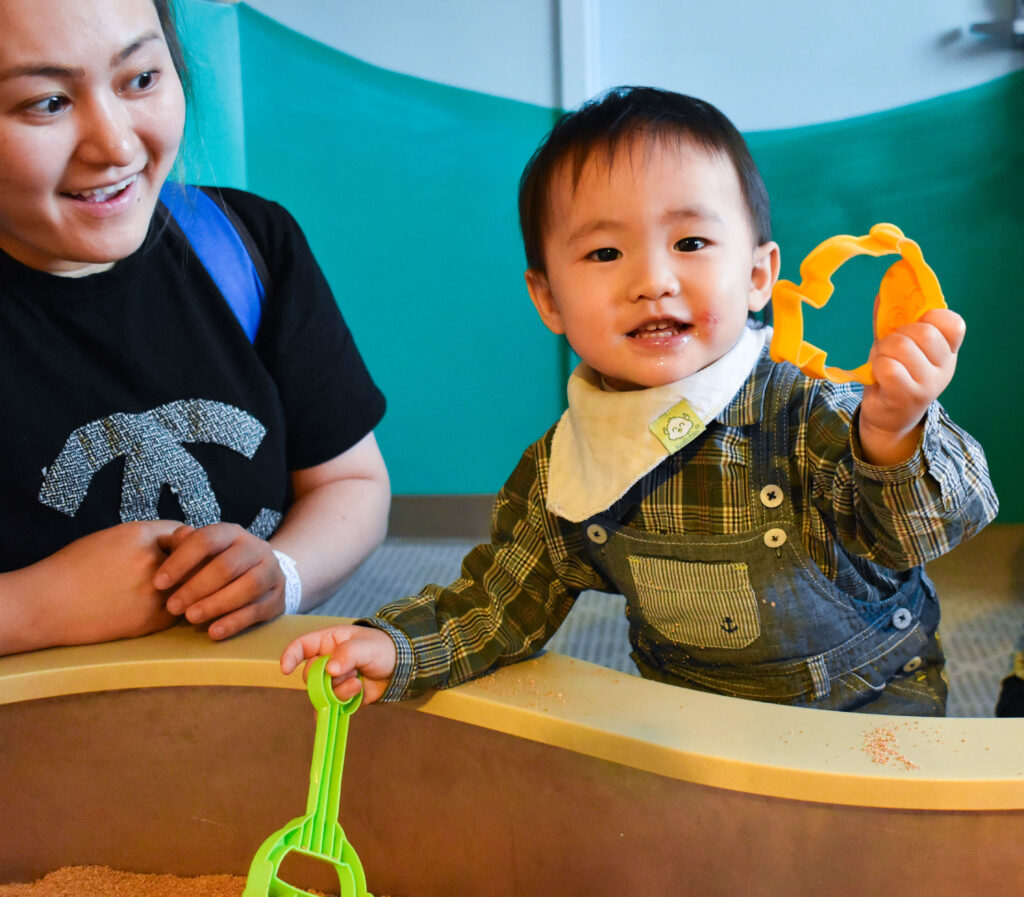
0, 520, 181, 656
154, 523, 285, 641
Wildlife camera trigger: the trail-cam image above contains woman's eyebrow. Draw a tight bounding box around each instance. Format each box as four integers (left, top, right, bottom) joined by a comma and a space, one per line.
0, 31, 163, 83
0, 62, 84, 81
112, 31, 163, 67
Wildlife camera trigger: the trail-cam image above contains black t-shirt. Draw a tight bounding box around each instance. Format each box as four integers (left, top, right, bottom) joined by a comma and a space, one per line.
0, 188, 385, 571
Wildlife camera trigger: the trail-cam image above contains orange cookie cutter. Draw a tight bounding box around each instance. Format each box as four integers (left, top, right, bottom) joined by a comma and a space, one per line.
769, 223, 946, 385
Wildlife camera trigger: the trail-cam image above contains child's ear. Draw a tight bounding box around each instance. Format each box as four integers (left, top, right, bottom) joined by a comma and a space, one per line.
525, 269, 566, 335
748, 241, 780, 314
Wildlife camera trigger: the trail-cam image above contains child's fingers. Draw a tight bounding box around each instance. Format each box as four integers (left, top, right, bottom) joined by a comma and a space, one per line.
871, 312, 961, 388
330, 675, 366, 701
918, 308, 966, 355
280, 627, 351, 674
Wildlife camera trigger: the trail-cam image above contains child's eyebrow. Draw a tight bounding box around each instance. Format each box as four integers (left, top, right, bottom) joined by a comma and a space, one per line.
566, 219, 623, 245
566, 206, 724, 245
0, 31, 163, 83
663, 206, 724, 227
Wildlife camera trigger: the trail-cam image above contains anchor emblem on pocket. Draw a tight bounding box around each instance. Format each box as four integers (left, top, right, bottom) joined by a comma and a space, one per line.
721, 616, 740, 633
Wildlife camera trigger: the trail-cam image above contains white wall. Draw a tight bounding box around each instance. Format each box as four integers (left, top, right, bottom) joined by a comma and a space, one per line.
244, 0, 1024, 127
595, 0, 1024, 129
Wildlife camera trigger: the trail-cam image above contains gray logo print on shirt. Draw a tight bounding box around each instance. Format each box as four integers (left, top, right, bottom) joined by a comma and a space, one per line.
38, 399, 282, 538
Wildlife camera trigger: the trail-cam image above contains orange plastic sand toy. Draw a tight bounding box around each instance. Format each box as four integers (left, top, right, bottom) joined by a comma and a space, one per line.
769, 223, 946, 385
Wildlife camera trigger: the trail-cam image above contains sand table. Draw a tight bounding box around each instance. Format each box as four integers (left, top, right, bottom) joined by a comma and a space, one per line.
0, 867, 370, 897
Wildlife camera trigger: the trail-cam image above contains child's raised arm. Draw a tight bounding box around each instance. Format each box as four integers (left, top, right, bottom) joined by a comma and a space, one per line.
280, 623, 397, 703
857, 308, 966, 467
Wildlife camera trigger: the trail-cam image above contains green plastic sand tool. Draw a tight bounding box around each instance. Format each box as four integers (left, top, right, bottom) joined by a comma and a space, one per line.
243, 656, 371, 897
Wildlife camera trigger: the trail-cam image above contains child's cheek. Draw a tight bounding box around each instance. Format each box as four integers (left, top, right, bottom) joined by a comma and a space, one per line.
696, 311, 721, 333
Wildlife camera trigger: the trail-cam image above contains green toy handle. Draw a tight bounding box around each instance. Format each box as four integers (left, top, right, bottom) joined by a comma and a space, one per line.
242, 656, 371, 897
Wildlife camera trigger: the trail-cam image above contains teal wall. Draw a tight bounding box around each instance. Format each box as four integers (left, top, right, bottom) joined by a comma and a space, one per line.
236, 6, 564, 496
178, 3, 1022, 520
176, 0, 247, 189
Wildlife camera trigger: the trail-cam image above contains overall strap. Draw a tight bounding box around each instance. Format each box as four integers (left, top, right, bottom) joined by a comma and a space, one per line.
159, 182, 268, 343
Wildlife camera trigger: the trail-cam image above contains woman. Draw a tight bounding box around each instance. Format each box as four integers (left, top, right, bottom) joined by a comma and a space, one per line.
0, 0, 390, 654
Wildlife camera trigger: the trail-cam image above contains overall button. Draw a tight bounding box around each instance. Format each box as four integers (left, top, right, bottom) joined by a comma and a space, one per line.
759, 484, 784, 508
764, 527, 787, 548
586, 524, 608, 545
902, 656, 923, 673
891, 607, 913, 630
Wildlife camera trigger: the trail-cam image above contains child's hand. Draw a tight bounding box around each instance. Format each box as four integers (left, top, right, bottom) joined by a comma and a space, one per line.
858, 308, 965, 467
153, 523, 285, 641
280, 624, 398, 704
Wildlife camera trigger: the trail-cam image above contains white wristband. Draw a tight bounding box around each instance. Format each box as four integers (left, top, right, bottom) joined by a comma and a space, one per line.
273, 549, 302, 615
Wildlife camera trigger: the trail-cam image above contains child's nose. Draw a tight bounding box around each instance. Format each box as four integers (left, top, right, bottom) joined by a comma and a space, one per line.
631, 255, 680, 302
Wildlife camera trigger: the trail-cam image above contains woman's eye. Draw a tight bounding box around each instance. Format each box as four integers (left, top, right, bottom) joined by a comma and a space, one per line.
27, 95, 69, 116
128, 70, 158, 91
588, 247, 621, 262
674, 237, 707, 252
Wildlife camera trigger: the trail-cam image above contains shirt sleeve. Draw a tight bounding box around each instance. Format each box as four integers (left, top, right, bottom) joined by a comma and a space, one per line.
219, 189, 386, 470
798, 379, 998, 570
368, 432, 611, 701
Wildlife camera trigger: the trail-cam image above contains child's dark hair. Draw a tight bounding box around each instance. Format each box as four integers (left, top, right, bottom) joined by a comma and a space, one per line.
518, 86, 771, 274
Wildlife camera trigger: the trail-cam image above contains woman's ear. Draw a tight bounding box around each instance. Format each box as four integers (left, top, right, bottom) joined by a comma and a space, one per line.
748, 241, 780, 314
525, 269, 566, 335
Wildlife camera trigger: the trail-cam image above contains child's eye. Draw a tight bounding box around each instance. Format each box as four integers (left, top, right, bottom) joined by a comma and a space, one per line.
587, 247, 621, 262
674, 237, 707, 252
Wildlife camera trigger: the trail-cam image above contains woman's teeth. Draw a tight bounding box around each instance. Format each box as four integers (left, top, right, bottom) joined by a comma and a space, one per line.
69, 175, 137, 202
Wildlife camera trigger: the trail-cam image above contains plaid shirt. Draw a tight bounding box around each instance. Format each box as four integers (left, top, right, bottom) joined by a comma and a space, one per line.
372, 350, 998, 700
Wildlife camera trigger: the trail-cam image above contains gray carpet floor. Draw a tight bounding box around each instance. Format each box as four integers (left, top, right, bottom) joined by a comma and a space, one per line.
313, 524, 1024, 718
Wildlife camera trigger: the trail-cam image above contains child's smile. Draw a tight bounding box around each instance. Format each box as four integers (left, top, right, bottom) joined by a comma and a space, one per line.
629, 316, 693, 341
526, 135, 778, 390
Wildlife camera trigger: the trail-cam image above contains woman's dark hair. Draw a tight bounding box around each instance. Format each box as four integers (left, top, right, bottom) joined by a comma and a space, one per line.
518, 86, 771, 274
153, 0, 193, 104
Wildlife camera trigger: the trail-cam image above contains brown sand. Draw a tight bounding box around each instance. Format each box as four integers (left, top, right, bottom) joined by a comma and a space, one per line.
0, 867, 359, 897
0, 867, 250, 897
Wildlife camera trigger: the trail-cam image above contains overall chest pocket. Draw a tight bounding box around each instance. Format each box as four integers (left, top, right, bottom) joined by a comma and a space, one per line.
627, 556, 761, 649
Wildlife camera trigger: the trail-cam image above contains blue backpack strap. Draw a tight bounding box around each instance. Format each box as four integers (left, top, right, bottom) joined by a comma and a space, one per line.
159, 182, 267, 343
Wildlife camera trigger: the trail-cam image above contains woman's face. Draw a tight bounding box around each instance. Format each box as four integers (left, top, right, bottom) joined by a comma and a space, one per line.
0, 0, 185, 273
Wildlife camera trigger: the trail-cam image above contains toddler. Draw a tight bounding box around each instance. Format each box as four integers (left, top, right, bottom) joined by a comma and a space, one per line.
282, 87, 997, 715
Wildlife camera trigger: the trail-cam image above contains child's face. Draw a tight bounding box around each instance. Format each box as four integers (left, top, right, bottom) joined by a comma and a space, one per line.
526, 136, 779, 390
0, 0, 185, 273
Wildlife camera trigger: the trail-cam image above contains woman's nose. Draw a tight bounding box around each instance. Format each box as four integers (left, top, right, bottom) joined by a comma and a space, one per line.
76, 98, 139, 167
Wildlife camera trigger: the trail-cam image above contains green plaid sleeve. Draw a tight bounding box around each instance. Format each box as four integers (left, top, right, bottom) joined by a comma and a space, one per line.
371, 431, 611, 700
799, 379, 998, 570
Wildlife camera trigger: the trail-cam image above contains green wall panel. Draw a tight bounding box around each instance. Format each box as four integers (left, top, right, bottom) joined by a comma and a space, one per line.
749, 71, 1024, 521
236, 5, 563, 495
176, 0, 247, 189
181, 3, 1019, 519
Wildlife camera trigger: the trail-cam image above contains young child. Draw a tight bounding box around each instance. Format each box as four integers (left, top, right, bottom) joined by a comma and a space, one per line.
282, 87, 997, 715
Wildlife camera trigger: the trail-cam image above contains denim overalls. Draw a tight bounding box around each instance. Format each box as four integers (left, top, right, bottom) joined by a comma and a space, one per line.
582, 363, 946, 714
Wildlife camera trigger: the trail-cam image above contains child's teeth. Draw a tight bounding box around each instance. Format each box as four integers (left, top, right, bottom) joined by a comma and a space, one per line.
635, 321, 679, 337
